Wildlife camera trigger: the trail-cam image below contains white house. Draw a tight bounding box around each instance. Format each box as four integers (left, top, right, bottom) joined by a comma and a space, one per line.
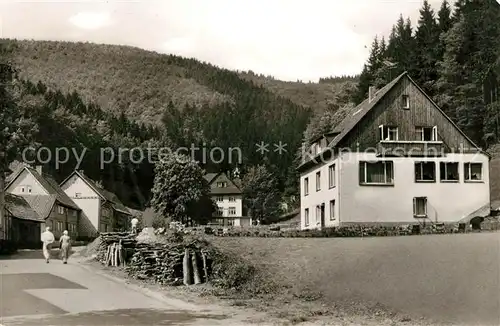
297, 72, 490, 230
5, 165, 81, 238
204, 172, 251, 227
60, 170, 131, 237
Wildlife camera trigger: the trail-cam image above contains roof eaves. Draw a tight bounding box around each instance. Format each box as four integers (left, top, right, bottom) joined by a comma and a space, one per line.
297, 72, 407, 172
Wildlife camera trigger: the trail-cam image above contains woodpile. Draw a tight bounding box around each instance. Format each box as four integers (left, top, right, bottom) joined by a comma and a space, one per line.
126, 240, 211, 286
96, 232, 137, 264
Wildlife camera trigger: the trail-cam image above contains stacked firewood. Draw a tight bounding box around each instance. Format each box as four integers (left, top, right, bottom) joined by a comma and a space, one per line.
126, 240, 211, 286
96, 232, 137, 264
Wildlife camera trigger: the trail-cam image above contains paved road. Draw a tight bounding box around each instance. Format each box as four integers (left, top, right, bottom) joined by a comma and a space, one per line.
0, 251, 268, 326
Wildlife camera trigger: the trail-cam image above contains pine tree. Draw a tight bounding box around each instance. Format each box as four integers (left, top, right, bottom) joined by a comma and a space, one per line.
414, 0, 440, 93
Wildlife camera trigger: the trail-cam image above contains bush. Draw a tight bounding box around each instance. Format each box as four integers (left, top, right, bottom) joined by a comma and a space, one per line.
215, 223, 470, 239
207, 249, 256, 290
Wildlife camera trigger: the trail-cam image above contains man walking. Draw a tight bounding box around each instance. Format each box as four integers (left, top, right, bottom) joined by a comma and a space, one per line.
41, 226, 55, 263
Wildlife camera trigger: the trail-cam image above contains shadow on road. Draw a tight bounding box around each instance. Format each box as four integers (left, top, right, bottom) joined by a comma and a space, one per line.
2, 308, 229, 326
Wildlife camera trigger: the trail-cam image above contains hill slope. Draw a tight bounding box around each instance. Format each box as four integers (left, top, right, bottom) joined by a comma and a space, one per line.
8, 39, 354, 125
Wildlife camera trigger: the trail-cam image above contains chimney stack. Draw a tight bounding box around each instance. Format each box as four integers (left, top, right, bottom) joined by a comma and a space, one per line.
368, 86, 377, 103
35, 165, 43, 175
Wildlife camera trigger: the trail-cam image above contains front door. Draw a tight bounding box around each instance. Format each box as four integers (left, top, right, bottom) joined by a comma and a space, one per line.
320, 204, 325, 228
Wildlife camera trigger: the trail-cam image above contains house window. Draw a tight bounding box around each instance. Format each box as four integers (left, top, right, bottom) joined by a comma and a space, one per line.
417, 126, 438, 141
415, 162, 436, 182
26, 186, 32, 193
228, 196, 236, 202
216, 207, 224, 217
227, 218, 235, 226
58, 205, 65, 215
440, 162, 459, 182
315, 206, 321, 223
316, 171, 321, 191
329, 200, 335, 220
57, 221, 63, 231
20, 187, 25, 193
328, 164, 335, 188
304, 208, 309, 226
228, 207, 236, 216
75, 193, 81, 198
216, 196, 224, 202
379, 125, 398, 141
216, 182, 227, 188
72, 210, 78, 217
464, 163, 483, 181
413, 197, 427, 217
359, 161, 394, 185
304, 177, 309, 196
402, 95, 410, 109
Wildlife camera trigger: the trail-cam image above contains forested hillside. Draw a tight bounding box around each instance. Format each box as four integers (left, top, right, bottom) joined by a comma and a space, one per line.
7, 40, 352, 124
2, 39, 355, 213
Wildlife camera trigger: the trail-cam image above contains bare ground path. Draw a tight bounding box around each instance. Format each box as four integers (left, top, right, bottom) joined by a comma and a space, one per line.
0, 250, 280, 325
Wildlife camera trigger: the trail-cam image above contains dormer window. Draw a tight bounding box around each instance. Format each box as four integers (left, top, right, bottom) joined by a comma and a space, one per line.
379, 125, 398, 141
402, 95, 410, 109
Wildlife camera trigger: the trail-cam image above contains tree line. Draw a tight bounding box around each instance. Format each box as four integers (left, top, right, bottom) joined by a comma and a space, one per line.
352, 0, 500, 147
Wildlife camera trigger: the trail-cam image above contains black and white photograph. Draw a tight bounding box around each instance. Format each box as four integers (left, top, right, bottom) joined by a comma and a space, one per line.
1, 0, 500, 325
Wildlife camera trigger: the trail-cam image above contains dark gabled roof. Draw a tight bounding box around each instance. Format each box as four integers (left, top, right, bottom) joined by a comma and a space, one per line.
19, 194, 56, 220
5, 193, 44, 222
203, 173, 219, 183
5, 166, 80, 211
297, 72, 485, 171
204, 172, 242, 195
61, 170, 131, 215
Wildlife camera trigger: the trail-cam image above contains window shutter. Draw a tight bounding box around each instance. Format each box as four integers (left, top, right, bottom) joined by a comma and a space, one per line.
359, 162, 365, 183
424, 197, 427, 215
413, 197, 416, 215
432, 126, 438, 141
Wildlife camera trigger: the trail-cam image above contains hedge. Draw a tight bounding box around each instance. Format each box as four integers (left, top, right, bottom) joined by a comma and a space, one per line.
207, 222, 497, 239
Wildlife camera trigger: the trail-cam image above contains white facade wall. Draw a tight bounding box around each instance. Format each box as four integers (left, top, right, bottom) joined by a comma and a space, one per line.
300, 155, 340, 230
60, 175, 101, 235
299, 152, 490, 229
6, 170, 49, 195
338, 152, 490, 224
213, 194, 243, 217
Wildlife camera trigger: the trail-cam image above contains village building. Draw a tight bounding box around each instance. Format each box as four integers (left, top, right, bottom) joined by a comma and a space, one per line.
3, 193, 44, 249
5, 165, 81, 238
204, 172, 251, 227
297, 72, 490, 229
60, 170, 131, 237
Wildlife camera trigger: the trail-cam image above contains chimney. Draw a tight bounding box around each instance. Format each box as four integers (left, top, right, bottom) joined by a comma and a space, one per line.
35, 165, 43, 174
368, 86, 377, 103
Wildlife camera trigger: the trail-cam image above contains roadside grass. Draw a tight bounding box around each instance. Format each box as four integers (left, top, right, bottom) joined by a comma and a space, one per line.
208, 233, 499, 325
79, 231, 499, 325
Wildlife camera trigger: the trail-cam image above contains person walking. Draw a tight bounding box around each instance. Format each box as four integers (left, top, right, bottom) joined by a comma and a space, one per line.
41, 227, 55, 263
59, 230, 71, 264
131, 216, 139, 234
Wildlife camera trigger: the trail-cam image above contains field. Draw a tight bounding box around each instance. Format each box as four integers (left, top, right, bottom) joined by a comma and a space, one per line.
212, 232, 500, 325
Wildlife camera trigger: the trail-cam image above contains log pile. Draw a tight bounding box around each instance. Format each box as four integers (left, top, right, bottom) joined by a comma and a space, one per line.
126, 240, 211, 286
96, 232, 137, 264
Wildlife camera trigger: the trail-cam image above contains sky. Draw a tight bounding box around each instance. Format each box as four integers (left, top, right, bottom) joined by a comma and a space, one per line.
0, 0, 443, 82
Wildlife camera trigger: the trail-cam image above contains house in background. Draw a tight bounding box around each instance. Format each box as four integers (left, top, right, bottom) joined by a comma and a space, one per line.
5, 165, 81, 238
298, 72, 490, 230
60, 170, 131, 237
204, 172, 251, 227
4, 193, 44, 249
